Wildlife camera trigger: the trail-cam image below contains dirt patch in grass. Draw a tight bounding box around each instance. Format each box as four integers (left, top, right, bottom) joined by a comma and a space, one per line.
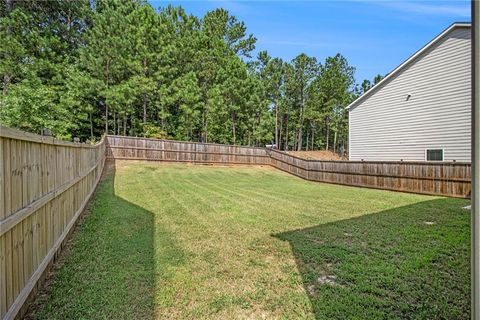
287, 150, 345, 160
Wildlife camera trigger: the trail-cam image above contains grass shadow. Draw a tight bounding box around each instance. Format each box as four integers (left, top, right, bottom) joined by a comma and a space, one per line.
29, 163, 471, 319
31, 160, 161, 319
274, 198, 471, 320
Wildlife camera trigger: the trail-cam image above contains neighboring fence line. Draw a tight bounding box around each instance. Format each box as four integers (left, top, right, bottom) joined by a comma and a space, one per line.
0, 126, 105, 320
269, 150, 471, 198
106, 135, 269, 165
0, 131, 472, 320
107, 135, 471, 198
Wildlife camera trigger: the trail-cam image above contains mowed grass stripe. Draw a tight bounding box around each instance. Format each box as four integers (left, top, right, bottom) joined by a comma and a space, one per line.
152, 171, 242, 243
141, 167, 298, 318
186, 166, 424, 230
184, 175, 278, 227
190, 165, 431, 218
186, 167, 342, 226
187, 173, 340, 228
31, 162, 470, 320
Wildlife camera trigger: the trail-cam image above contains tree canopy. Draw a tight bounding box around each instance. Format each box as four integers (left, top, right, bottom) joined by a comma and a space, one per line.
0, 0, 379, 152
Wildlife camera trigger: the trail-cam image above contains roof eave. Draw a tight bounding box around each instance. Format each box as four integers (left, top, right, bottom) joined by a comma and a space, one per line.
346, 22, 471, 111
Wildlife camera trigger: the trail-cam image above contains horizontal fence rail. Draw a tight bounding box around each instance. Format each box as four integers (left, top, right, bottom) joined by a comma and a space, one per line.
269, 150, 471, 198
0, 126, 106, 320
106, 135, 270, 165
106, 135, 471, 198
0, 131, 472, 319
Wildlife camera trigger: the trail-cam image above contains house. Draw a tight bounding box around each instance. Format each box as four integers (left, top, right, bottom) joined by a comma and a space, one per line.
347, 23, 471, 162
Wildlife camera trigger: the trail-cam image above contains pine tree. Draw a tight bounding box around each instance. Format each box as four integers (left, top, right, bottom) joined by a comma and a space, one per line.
0, 1, 361, 147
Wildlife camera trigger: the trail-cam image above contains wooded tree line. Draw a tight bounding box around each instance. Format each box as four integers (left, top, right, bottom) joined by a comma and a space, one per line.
0, 0, 381, 151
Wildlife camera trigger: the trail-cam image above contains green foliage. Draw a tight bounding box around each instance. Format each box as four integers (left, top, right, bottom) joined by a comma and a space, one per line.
1, 75, 74, 139
142, 124, 169, 139
1, 0, 361, 149
358, 73, 384, 95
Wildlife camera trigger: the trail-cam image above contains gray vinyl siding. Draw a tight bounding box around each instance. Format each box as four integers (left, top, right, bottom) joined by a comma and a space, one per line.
349, 27, 471, 162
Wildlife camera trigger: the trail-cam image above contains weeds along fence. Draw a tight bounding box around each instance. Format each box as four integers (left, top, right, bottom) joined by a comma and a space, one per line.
106, 135, 270, 165
0, 127, 105, 320
269, 150, 471, 198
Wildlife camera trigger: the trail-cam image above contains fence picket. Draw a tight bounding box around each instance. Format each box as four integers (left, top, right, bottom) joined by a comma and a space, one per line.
0, 130, 472, 320
106, 135, 471, 198
0, 126, 105, 320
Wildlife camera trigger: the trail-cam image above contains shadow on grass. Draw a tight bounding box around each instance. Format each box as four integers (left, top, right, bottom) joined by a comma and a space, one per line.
32, 163, 470, 319
274, 197, 470, 320
32, 160, 162, 319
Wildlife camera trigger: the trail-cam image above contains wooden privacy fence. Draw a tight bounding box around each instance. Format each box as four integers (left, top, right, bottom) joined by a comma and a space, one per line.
106, 135, 471, 198
0, 127, 105, 320
269, 150, 471, 198
106, 135, 269, 165
0, 131, 472, 319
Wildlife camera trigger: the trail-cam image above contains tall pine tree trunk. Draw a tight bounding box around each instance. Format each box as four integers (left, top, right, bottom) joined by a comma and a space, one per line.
202, 108, 206, 143
275, 102, 279, 147
326, 124, 330, 150
142, 58, 148, 131
118, 113, 122, 135
105, 103, 108, 134
333, 131, 337, 153
117, 113, 120, 135
202, 95, 209, 143
161, 106, 166, 131
113, 112, 116, 135
311, 127, 315, 151
142, 94, 147, 127
296, 125, 302, 150
231, 112, 236, 145
285, 115, 289, 151
89, 112, 93, 140
345, 136, 348, 157
297, 91, 305, 151
278, 116, 283, 150
305, 129, 309, 151
205, 114, 209, 143
105, 61, 110, 134
293, 129, 297, 151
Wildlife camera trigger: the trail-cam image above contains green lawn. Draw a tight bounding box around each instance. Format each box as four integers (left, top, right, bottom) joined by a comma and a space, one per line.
32, 161, 470, 319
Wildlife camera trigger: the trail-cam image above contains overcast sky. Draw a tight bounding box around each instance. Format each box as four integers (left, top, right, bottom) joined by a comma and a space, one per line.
149, 0, 471, 83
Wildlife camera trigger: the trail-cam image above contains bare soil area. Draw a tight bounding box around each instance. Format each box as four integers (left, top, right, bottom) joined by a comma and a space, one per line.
286, 150, 346, 161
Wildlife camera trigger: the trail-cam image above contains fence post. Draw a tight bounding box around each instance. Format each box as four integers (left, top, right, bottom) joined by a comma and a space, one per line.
194, 142, 197, 164
306, 160, 310, 180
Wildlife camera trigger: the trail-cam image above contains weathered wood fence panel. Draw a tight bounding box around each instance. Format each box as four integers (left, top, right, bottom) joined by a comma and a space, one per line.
106, 135, 270, 165
0, 131, 472, 319
0, 127, 105, 320
106, 136, 471, 198
269, 150, 471, 198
